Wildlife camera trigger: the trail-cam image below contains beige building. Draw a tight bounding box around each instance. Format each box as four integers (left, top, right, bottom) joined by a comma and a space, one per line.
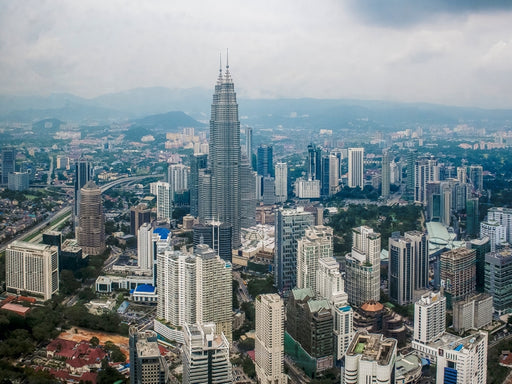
77, 181, 105, 256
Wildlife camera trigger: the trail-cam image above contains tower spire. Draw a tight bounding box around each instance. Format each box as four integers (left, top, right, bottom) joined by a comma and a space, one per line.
217, 51, 223, 84
224, 48, 231, 82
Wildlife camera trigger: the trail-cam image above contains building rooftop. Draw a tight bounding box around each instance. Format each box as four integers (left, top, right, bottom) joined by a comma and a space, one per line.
136, 339, 161, 358
347, 332, 397, 366
291, 287, 315, 302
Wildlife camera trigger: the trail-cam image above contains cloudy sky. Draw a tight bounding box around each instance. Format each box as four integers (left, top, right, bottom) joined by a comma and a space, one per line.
2, 0, 512, 108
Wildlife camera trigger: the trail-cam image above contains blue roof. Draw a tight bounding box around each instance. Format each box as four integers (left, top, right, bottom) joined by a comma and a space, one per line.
117, 301, 130, 314
153, 227, 170, 240
454, 344, 463, 351
339, 306, 352, 312
135, 284, 156, 293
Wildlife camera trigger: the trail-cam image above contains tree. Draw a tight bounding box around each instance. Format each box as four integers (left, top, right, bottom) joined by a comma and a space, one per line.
89, 336, 99, 347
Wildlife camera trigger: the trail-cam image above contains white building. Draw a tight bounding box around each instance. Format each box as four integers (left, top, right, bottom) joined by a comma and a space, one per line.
413, 291, 446, 344
137, 223, 154, 272
274, 162, 288, 203
328, 154, 339, 196
167, 163, 189, 195
294, 178, 320, 198
480, 220, 507, 252
296, 225, 333, 292
6, 241, 59, 301
414, 157, 439, 204
344, 331, 397, 384
487, 207, 512, 244
152, 181, 172, 221
255, 294, 287, 384
182, 323, 232, 384
348, 148, 364, 189
453, 293, 493, 333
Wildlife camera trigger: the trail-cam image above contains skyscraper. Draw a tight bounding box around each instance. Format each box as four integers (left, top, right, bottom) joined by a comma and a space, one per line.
469, 164, 484, 193
388, 234, 414, 305
440, 248, 476, 308
189, 153, 208, 217
167, 163, 189, 197
274, 162, 288, 203
328, 153, 339, 196
274, 207, 315, 293
381, 149, 390, 198
466, 198, 479, 238
153, 181, 173, 222
257, 145, 273, 177
192, 221, 232, 262
255, 294, 286, 384
130, 203, 151, 236
1, 147, 16, 185
209, 61, 242, 247
73, 156, 90, 232
414, 156, 439, 204
129, 328, 169, 384
413, 291, 446, 344
6, 241, 59, 301
240, 157, 257, 228
347, 148, 364, 189
137, 223, 154, 272
307, 144, 322, 181
77, 181, 105, 256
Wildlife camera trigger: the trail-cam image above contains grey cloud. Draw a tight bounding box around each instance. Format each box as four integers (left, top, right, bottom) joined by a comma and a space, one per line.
347, 0, 512, 27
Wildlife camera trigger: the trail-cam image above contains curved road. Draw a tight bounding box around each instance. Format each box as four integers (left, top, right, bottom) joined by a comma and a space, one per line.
0, 174, 163, 252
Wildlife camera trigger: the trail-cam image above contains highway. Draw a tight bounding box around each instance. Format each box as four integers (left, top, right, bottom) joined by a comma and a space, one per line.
1, 174, 162, 252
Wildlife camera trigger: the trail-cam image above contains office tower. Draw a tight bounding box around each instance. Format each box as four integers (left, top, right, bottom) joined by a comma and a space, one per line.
406, 149, 417, 199
345, 226, 381, 306
286, 288, 334, 373
320, 156, 330, 197
469, 164, 484, 193
73, 156, 90, 231
347, 148, 364, 188
209, 61, 242, 248
274, 162, 288, 203
167, 163, 189, 197
390, 160, 400, 185
453, 293, 493, 333
189, 153, 208, 217
257, 145, 273, 177
440, 248, 476, 308
485, 246, 512, 315
487, 207, 512, 243
77, 181, 105, 256
470, 237, 490, 292
157, 249, 197, 327
457, 166, 467, 183
240, 157, 257, 228
192, 221, 232, 262
198, 169, 213, 221
388, 234, 414, 305
381, 149, 390, 198
129, 328, 169, 384
316, 257, 353, 360
138, 223, 154, 272
255, 294, 286, 384
262, 176, 276, 205
131, 203, 151, 236
294, 178, 321, 198
296, 225, 333, 292
1, 147, 16, 185
480, 220, 506, 252
307, 144, 322, 181
413, 291, 446, 344
56, 155, 69, 170
414, 156, 439, 204
405, 231, 429, 291
182, 323, 232, 384
6, 241, 59, 301
344, 332, 397, 384
328, 154, 339, 196
154, 181, 172, 222
195, 244, 232, 342
245, 126, 253, 159
466, 198, 479, 238
7, 171, 29, 191
274, 207, 315, 293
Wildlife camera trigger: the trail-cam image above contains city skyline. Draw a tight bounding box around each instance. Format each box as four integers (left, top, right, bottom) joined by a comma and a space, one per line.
1, 1, 512, 108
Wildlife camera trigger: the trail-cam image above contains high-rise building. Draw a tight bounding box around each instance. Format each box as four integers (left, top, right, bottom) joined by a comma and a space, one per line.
381, 149, 390, 198
307, 144, 322, 181
440, 248, 476, 308
131, 203, 151, 236
274, 207, 315, 293
262, 176, 276, 205
414, 156, 439, 204
344, 332, 397, 384
245, 126, 253, 159
193, 221, 232, 262
255, 294, 286, 384
209, 61, 242, 248
453, 293, 493, 333
7, 171, 29, 191
388, 234, 414, 306
138, 223, 154, 272
406, 231, 429, 291
470, 237, 490, 292
6, 241, 59, 301
457, 166, 467, 183
406, 149, 418, 200
345, 226, 381, 306
198, 169, 213, 221
487, 207, 512, 244
257, 145, 273, 177
153, 181, 173, 222
485, 246, 512, 315
466, 198, 480, 238
320, 155, 330, 197
240, 156, 257, 228
129, 328, 169, 384
296, 225, 333, 292
195, 244, 232, 342
413, 291, 446, 344
167, 163, 189, 196
189, 153, 208, 217
347, 148, 364, 189
480, 220, 506, 252
469, 164, 484, 193
73, 156, 90, 231
182, 323, 232, 384
77, 181, 105, 256
274, 162, 288, 203
328, 154, 339, 196
1, 147, 16, 185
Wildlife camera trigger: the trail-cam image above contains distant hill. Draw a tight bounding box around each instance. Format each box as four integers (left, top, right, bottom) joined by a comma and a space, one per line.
132, 111, 205, 131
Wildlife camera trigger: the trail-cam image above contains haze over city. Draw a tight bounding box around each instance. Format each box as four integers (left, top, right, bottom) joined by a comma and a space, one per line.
2, 0, 512, 108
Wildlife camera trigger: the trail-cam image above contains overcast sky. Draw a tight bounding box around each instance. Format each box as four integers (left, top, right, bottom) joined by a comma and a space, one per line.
2, 0, 512, 108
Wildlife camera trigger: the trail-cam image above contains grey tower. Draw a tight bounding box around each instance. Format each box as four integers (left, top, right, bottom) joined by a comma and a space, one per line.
209, 59, 242, 248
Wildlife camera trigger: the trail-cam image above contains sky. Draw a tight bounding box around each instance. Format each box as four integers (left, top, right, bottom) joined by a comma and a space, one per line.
1, 0, 512, 108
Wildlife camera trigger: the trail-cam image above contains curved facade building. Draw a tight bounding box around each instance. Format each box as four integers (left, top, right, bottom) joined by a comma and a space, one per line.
77, 181, 105, 256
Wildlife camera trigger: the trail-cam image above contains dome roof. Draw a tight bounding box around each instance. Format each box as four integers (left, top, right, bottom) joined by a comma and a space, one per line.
360, 300, 384, 312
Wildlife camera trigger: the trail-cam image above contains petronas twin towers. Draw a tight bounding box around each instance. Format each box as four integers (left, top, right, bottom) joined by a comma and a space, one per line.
204, 59, 243, 247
